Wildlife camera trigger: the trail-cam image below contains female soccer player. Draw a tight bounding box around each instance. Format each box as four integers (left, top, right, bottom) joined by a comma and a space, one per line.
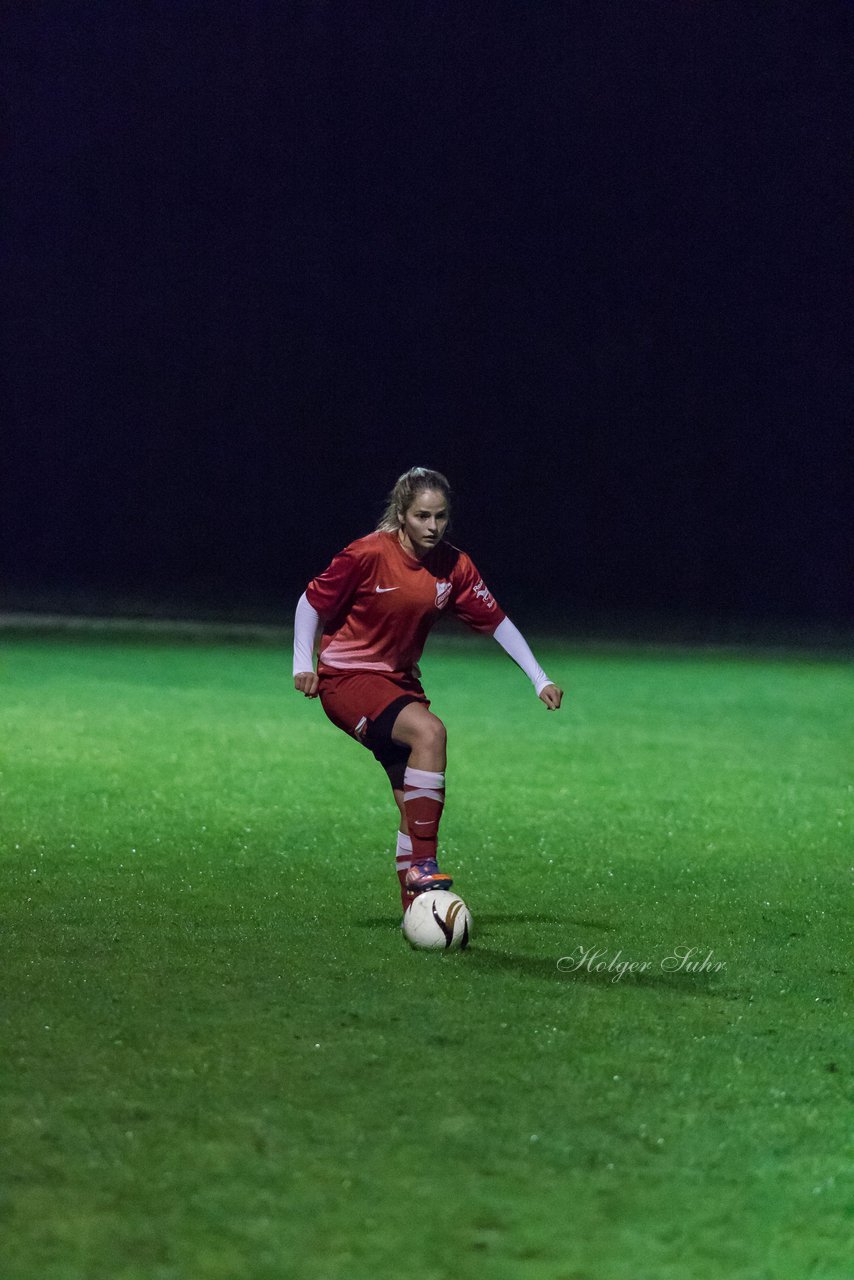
293, 466, 563, 913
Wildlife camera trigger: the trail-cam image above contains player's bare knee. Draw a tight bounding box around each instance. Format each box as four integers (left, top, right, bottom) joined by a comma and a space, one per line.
423, 714, 446, 752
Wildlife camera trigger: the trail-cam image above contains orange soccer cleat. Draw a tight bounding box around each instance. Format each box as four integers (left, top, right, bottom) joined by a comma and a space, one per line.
404, 859, 454, 896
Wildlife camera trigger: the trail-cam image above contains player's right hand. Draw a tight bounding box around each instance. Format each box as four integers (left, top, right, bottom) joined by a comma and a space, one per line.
539, 683, 564, 710
294, 672, 319, 698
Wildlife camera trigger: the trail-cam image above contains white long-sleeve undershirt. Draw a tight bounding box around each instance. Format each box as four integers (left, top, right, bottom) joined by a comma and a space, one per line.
293, 592, 320, 675
293, 593, 553, 696
492, 617, 553, 695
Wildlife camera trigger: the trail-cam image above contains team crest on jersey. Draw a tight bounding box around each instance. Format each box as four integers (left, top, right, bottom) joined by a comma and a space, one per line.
435, 580, 452, 610
473, 578, 495, 609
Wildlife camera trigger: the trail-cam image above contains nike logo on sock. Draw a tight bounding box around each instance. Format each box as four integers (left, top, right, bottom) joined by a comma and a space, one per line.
375, 586, 399, 593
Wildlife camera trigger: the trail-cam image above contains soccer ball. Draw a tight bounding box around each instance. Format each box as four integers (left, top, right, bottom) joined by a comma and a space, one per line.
403, 891, 472, 951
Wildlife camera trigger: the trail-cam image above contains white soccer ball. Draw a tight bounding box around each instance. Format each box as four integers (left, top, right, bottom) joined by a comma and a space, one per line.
403, 890, 472, 951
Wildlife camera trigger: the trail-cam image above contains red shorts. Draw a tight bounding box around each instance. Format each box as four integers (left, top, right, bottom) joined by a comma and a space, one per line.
317, 670, 429, 767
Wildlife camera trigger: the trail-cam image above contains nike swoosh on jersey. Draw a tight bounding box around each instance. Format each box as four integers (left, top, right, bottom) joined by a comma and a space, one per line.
375, 586, 399, 592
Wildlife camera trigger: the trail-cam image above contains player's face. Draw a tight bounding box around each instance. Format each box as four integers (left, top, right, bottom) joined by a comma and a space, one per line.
399, 489, 449, 558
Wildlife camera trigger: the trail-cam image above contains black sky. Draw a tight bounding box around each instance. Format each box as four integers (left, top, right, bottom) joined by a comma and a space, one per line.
3, 2, 851, 628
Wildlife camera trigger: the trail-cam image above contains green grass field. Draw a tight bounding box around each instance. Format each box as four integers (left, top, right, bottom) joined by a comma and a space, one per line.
1, 630, 851, 1280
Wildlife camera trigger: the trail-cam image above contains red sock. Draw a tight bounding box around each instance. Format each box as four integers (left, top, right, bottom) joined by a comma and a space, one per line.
403, 767, 446, 864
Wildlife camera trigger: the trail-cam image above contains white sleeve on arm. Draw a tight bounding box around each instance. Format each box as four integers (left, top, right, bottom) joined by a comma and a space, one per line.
492, 617, 553, 695
293, 592, 320, 675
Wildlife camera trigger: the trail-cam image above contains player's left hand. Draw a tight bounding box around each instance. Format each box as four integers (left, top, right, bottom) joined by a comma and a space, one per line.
539, 683, 563, 710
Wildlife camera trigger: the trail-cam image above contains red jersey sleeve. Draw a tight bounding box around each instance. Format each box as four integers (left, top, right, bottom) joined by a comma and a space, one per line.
305, 544, 365, 618
451, 554, 506, 634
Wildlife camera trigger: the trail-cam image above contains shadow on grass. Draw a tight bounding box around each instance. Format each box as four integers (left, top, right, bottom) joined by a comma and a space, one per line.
354, 913, 736, 995
478, 913, 615, 930
356, 912, 612, 930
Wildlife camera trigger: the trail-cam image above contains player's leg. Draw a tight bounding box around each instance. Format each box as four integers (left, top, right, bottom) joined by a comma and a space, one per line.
317, 676, 413, 909
389, 701, 447, 772
388, 703, 452, 894
318, 676, 449, 906
384, 764, 444, 911
383, 758, 416, 911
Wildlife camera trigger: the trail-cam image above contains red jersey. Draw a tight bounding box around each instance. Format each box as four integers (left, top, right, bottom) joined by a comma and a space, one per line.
305, 531, 506, 678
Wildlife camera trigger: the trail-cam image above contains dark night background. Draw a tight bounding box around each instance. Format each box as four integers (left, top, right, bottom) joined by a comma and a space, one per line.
3, 2, 851, 637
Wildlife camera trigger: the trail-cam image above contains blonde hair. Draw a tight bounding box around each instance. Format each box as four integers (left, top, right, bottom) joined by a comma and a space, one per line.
376, 467, 452, 533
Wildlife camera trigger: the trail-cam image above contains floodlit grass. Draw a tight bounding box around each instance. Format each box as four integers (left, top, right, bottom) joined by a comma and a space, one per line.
1, 632, 851, 1280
